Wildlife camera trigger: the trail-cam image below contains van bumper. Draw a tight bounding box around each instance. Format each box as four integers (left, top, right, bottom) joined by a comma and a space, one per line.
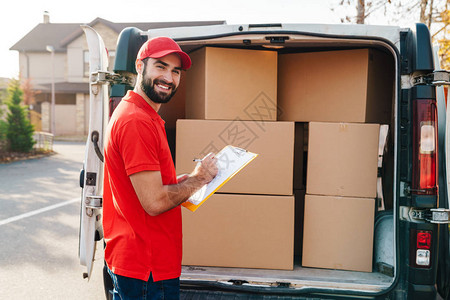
407, 282, 437, 300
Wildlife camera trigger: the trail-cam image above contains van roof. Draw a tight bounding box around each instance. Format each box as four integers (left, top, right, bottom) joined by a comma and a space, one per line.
142, 23, 404, 48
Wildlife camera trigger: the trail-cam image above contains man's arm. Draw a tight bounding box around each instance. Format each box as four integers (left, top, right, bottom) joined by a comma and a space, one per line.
130, 153, 218, 216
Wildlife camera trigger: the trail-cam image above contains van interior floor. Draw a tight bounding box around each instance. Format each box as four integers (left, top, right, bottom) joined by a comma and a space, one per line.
181, 257, 393, 293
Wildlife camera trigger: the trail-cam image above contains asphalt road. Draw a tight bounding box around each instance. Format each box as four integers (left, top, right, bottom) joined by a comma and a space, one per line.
0, 141, 106, 300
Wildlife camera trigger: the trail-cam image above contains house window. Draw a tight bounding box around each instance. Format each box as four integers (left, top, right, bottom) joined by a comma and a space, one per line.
84, 49, 116, 76
83, 50, 89, 77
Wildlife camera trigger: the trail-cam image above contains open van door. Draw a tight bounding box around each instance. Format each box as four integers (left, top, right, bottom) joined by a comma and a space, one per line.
78, 25, 109, 280
435, 45, 450, 299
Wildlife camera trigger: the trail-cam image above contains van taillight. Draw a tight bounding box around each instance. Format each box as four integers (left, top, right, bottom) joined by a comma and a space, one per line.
416, 231, 431, 249
412, 99, 437, 195
411, 230, 432, 267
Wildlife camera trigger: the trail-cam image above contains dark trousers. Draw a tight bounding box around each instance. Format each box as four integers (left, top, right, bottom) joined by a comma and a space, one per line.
107, 268, 180, 300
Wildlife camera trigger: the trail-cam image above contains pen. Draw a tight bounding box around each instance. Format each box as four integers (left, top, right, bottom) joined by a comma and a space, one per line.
193, 158, 202, 162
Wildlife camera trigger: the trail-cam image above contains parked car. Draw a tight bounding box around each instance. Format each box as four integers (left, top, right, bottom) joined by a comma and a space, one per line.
79, 22, 450, 299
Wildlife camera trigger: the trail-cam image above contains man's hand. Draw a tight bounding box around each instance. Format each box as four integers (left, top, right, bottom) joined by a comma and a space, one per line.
191, 152, 218, 185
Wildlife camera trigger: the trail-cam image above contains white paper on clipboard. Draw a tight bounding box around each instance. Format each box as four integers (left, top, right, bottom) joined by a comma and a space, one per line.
182, 145, 258, 212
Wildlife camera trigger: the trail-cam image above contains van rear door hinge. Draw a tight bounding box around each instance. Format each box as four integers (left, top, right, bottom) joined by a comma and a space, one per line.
412, 70, 450, 86
400, 206, 450, 224
85, 195, 103, 217
90, 71, 133, 86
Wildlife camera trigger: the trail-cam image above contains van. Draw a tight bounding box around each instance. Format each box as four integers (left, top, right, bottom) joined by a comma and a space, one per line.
79, 22, 450, 299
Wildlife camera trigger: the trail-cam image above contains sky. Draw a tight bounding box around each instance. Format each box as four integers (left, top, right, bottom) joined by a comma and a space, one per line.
0, 0, 415, 79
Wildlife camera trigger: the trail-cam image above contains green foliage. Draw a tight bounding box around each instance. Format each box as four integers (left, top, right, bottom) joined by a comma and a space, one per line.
0, 83, 6, 152
0, 119, 6, 142
0, 93, 5, 142
5, 79, 35, 152
0, 119, 7, 154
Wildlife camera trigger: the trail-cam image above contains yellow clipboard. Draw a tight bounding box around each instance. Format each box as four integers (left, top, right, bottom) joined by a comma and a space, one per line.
182, 145, 258, 212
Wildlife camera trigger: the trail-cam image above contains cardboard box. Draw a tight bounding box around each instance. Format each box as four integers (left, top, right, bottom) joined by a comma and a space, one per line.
176, 119, 294, 195
182, 193, 295, 270
277, 49, 394, 123
307, 122, 380, 198
302, 194, 375, 272
185, 47, 278, 121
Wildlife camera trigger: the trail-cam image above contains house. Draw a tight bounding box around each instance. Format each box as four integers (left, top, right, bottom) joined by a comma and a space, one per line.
10, 13, 225, 137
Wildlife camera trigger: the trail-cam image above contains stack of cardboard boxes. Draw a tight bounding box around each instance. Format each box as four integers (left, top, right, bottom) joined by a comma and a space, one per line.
278, 48, 393, 272
176, 47, 295, 270
173, 46, 393, 272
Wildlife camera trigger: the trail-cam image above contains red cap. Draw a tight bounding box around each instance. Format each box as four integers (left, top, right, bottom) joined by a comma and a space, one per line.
136, 37, 191, 70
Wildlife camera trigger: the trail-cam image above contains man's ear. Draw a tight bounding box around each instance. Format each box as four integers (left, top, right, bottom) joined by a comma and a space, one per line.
135, 59, 143, 75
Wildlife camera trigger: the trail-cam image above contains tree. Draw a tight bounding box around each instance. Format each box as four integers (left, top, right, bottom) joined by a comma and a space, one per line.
21, 77, 40, 107
435, 5, 450, 69
332, 0, 450, 68
332, 0, 398, 24
0, 112, 6, 145
0, 79, 10, 148
356, 0, 365, 24
5, 78, 35, 152
332, 0, 443, 25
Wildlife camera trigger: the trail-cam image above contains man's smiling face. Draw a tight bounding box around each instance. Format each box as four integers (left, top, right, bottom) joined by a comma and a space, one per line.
140, 53, 182, 104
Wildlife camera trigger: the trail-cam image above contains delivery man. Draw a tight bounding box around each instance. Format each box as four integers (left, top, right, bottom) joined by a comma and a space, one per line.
102, 36, 218, 299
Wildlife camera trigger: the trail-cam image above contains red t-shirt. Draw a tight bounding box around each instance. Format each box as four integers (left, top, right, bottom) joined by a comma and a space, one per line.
103, 90, 181, 282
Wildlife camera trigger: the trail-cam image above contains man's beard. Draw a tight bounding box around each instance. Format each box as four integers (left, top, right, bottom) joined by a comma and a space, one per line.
140, 77, 177, 104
